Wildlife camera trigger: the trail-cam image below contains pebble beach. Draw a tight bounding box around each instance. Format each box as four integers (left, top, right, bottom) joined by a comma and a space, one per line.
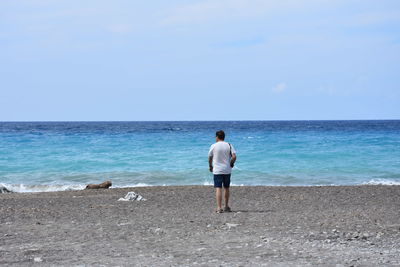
1, 185, 400, 266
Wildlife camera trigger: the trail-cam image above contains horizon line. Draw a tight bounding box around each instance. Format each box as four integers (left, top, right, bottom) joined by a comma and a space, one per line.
1, 119, 399, 123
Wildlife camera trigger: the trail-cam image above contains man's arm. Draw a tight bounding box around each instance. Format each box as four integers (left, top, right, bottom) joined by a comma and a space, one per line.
208, 156, 213, 172
230, 153, 237, 168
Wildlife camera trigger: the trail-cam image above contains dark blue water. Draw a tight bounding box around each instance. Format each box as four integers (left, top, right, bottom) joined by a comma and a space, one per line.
1, 121, 399, 192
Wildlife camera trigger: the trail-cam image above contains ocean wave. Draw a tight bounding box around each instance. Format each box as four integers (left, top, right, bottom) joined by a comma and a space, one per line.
0, 182, 163, 193
0, 181, 248, 193
2, 178, 399, 193
0, 183, 86, 193
362, 179, 400, 185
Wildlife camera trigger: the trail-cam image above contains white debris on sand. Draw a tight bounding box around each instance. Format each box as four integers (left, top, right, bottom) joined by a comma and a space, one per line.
225, 223, 240, 229
118, 192, 146, 201
33, 257, 42, 262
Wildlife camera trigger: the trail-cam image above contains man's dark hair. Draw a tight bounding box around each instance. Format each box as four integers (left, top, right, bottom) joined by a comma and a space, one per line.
216, 130, 225, 140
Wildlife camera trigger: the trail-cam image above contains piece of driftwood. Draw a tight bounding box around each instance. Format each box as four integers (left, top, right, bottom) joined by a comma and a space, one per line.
85, 180, 112, 189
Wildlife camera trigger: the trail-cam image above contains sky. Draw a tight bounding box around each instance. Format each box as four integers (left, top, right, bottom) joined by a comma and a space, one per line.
1, 0, 399, 121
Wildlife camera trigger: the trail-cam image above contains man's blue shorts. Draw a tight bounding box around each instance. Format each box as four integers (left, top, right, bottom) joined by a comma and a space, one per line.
214, 174, 231, 188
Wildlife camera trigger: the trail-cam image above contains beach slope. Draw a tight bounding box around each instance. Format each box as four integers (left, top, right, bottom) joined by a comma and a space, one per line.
1, 185, 400, 266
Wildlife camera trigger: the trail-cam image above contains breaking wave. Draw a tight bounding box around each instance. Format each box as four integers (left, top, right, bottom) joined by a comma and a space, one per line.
362, 179, 400, 185
0, 183, 86, 193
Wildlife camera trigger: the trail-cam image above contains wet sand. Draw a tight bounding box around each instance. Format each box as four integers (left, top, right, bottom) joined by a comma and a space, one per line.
1, 185, 400, 266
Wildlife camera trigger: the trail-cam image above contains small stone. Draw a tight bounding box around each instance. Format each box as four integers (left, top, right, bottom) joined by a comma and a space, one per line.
34, 257, 42, 262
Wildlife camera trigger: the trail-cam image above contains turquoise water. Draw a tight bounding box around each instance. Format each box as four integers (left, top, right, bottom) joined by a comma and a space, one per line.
1, 121, 399, 192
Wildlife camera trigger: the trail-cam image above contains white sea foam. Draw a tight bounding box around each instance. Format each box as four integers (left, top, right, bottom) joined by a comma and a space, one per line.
231, 183, 245, 186
119, 183, 155, 188
203, 181, 213, 186
0, 183, 86, 193
362, 179, 400, 185
3, 178, 398, 194
0, 182, 161, 193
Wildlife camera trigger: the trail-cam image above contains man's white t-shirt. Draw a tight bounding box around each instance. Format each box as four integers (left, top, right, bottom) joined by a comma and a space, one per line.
208, 141, 236, 175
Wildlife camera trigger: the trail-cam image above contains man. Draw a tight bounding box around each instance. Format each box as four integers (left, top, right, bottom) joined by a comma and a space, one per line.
208, 130, 237, 213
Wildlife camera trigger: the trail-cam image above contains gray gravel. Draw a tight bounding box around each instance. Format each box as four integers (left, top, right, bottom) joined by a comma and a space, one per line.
1, 185, 400, 266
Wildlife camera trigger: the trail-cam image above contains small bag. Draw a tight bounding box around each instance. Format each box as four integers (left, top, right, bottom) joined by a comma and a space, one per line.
229, 143, 234, 168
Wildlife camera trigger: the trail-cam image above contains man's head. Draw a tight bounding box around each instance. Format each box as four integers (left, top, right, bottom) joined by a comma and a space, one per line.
216, 130, 225, 141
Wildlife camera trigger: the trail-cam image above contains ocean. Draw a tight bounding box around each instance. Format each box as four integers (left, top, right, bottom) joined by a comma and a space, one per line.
1, 120, 399, 192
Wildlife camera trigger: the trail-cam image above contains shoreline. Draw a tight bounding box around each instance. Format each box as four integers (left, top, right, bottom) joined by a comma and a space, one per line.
2, 182, 400, 194
1, 185, 400, 265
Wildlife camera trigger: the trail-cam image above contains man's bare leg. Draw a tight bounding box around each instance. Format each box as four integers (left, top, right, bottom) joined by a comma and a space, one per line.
216, 188, 222, 210
224, 187, 230, 208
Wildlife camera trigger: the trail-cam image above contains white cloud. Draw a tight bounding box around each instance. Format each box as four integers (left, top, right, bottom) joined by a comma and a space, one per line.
272, 82, 287, 93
